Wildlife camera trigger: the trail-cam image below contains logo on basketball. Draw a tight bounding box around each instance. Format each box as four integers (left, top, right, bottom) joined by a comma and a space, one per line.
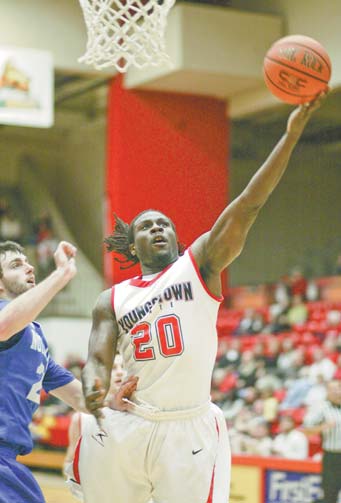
278, 70, 307, 91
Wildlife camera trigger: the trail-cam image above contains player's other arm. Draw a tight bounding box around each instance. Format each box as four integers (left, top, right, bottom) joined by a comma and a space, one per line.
0, 241, 77, 341
82, 289, 118, 419
192, 96, 325, 276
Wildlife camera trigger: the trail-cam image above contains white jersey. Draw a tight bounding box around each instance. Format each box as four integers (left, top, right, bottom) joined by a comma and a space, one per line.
112, 248, 222, 411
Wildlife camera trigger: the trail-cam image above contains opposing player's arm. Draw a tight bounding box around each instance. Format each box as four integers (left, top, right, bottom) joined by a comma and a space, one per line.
49, 379, 87, 412
0, 241, 77, 341
191, 96, 325, 284
82, 289, 118, 418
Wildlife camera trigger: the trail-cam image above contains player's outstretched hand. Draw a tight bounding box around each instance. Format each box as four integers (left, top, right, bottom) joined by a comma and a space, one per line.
54, 241, 77, 280
286, 90, 328, 138
110, 375, 139, 412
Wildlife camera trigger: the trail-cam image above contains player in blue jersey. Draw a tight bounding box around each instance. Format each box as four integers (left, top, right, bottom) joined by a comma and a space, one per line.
0, 239, 137, 503
0, 239, 82, 503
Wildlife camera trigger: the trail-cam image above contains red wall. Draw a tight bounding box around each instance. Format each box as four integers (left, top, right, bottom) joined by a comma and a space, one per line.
105, 76, 229, 288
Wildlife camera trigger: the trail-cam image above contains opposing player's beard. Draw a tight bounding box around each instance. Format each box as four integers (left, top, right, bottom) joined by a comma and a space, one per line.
1, 277, 32, 297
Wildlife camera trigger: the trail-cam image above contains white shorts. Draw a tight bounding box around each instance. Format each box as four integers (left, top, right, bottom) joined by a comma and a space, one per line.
74, 402, 230, 503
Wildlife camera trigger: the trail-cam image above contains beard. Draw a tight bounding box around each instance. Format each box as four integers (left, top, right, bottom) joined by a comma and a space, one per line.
1, 277, 33, 298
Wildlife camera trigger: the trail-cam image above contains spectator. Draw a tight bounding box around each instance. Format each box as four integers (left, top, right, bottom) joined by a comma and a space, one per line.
233, 308, 265, 335
258, 385, 279, 423
239, 417, 273, 456
306, 279, 320, 302
273, 278, 291, 306
0, 209, 23, 243
35, 227, 59, 280
216, 338, 241, 368
308, 348, 336, 383
272, 415, 308, 459
33, 211, 54, 243
289, 267, 307, 298
277, 338, 298, 377
211, 366, 237, 407
287, 294, 308, 326
280, 367, 313, 410
252, 341, 266, 366
264, 338, 281, 371
238, 350, 258, 387
224, 386, 259, 422
303, 374, 327, 409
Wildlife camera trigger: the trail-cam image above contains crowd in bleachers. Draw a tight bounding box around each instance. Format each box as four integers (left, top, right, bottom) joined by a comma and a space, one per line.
213, 270, 341, 460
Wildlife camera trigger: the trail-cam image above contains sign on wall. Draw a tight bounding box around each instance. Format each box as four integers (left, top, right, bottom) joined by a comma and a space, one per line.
265, 470, 322, 503
0, 47, 53, 127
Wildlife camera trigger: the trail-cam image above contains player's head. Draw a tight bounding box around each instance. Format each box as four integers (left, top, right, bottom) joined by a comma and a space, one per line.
105, 210, 184, 270
109, 353, 126, 394
0, 241, 35, 299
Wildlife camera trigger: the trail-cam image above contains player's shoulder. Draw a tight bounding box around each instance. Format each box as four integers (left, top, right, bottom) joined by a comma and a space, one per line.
94, 288, 112, 310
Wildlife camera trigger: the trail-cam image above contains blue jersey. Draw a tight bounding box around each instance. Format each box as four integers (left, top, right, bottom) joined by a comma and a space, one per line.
0, 300, 75, 455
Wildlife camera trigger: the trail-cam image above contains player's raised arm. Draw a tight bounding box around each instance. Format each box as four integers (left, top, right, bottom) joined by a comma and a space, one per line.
82, 289, 118, 420
0, 241, 77, 341
191, 94, 325, 278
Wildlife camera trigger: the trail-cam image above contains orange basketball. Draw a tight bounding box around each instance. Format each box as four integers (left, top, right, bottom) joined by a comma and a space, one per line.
263, 35, 331, 105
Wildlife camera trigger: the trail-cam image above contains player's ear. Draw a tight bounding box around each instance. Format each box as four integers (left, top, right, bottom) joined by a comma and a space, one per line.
129, 244, 136, 257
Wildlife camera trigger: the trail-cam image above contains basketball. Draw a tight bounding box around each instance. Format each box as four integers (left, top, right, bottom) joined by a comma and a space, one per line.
263, 35, 331, 105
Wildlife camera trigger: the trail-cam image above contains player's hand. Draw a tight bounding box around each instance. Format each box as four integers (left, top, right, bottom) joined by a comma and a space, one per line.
54, 241, 77, 280
84, 377, 108, 428
110, 375, 139, 412
286, 90, 328, 138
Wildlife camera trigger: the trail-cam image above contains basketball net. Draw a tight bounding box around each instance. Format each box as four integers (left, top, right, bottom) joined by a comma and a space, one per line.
78, 0, 175, 73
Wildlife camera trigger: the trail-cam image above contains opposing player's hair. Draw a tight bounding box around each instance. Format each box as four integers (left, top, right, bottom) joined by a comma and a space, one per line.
104, 211, 185, 269
0, 241, 24, 278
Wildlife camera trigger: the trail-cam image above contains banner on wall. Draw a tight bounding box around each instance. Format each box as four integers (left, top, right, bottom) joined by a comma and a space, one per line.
0, 47, 53, 127
265, 470, 323, 503
230, 465, 261, 503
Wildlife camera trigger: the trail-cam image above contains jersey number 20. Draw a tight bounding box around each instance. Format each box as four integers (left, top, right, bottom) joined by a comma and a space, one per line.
131, 314, 184, 360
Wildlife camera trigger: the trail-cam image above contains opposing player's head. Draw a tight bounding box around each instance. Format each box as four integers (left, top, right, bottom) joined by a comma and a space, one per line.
0, 241, 35, 299
109, 353, 126, 394
105, 210, 183, 272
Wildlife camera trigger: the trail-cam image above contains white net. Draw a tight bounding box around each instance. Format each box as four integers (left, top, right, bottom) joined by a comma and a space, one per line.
78, 0, 175, 73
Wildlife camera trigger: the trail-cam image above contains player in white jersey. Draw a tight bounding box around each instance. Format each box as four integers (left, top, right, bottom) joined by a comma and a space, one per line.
64, 354, 126, 501
80, 97, 325, 503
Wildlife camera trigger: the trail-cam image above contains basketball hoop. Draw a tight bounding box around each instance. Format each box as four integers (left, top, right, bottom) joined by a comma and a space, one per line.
78, 0, 175, 73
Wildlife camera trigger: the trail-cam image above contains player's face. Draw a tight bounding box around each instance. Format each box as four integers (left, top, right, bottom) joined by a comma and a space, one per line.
0, 251, 35, 299
109, 355, 126, 394
131, 211, 179, 271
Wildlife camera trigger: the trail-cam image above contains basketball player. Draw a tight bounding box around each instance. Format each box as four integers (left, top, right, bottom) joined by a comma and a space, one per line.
0, 240, 136, 503
80, 96, 325, 503
64, 354, 126, 501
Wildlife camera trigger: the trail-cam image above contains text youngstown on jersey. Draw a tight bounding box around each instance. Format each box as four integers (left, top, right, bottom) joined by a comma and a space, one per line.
117, 281, 194, 333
